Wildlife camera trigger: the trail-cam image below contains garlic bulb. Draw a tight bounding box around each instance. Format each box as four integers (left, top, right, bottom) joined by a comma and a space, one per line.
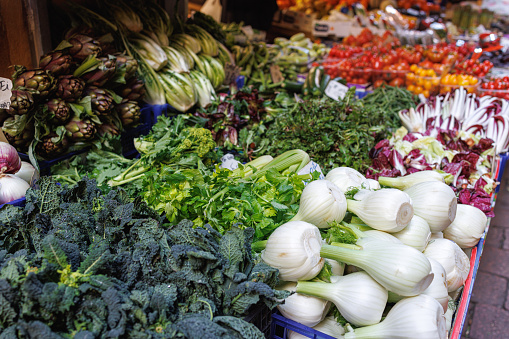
296, 272, 388, 327
363, 230, 403, 244
378, 170, 444, 190
277, 282, 331, 327
443, 204, 487, 248
291, 180, 347, 228
424, 239, 470, 292
422, 258, 449, 312
325, 167, 370, 193
289, 316, 345, 339
321, 237, 433, 296
343, 295, 447, 339
392, 215, 431, 252
404, 181, 457, 232
347, 189, 413, 232
262, 221, 324, 281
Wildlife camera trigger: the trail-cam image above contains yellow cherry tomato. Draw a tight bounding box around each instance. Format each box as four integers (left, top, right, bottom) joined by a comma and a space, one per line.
424, 80, 433, 90
422, 89, 430, 97
407, 84, 416, 92
410, 64, 418, 72
432, 77, 440, 86
414, 86, 423, 94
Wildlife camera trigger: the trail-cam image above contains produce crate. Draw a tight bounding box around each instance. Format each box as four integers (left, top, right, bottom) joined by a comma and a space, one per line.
244, 303, 273, 337
121, 104, 177, 158
270, 153, 509, 339
477, 87, 509, 100
0, 196, 26, 209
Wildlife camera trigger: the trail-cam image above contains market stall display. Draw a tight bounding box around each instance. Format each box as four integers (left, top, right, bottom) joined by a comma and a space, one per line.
1, 2, 509, 338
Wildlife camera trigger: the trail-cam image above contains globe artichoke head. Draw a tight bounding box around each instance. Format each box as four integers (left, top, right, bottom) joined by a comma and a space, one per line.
56, 75, 85, 102
65, 26, 95, 40
68, 34, 102, 62
82, 56, 117, 87
39, 51, 73, 76
13, 67, 56, 99
116, 101, 141, 128
97, 116, 122, 138
6, 90, 34, 116
65, 116, 96, 141
84, 86, 114, 115
117, 77, 146, 101
4, 121, 35, 152
114, 54, 138, 80
38, 132, 69, 158
45, 98, 71, 125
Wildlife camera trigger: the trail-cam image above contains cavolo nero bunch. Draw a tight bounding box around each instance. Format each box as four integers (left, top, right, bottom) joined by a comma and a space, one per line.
0, 177, 287, 338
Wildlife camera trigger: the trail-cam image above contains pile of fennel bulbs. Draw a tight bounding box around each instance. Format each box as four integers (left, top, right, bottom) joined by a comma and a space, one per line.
262, 168, 487, 338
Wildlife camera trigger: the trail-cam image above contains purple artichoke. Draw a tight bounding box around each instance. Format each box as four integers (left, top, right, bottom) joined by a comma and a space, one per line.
13, 67, 56, 99
65, 26, 95, 40
45, 98, 71, 125
81, 56, 117, 87
97, 116, 122, 138
116, 77, 145, 101
65, 116, 96, 141
56, 75, 85, 102
4, 121, 35, 152
38, 132, 69, 158
68, 34, 102, 62
114, 54, 138, 80
6, 90, 34, 116
116, 101, 141, 127
39, 51, 73, 76
84, 86, 114, 115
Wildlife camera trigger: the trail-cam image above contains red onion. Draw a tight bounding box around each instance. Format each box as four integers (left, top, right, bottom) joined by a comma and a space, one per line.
0, 174, 29, 204
0, 142, 21, 174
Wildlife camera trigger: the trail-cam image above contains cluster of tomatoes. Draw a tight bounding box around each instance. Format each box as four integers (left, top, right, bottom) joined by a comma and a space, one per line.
342, 29, 400, 50
406, 65, 441, 97
479, 77, 509, 99
397, 0, 440, 13
440, 74, 479, 94
455, 59, 494, 78
328, 46, 363, 59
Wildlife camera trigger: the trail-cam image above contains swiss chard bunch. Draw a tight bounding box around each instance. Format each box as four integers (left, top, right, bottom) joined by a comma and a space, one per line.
0, 177, 287, 338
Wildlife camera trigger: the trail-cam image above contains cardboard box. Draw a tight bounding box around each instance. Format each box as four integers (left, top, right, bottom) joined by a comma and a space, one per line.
272, 10, 316, 33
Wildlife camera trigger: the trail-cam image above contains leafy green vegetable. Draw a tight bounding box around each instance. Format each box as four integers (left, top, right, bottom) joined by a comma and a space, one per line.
0, 178, 287, 337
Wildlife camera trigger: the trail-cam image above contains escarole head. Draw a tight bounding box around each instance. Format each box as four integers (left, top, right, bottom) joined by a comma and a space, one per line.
291, 180, 347, 228
262, 221, 324, 281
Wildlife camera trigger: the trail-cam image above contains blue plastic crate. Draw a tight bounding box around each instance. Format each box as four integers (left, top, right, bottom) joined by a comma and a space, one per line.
18, 148, 90, 176
271, 312, 336, 339
0, 196, 26, 209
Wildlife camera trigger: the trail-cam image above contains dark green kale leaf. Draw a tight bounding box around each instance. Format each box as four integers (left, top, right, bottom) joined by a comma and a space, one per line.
213, 316, 265, 339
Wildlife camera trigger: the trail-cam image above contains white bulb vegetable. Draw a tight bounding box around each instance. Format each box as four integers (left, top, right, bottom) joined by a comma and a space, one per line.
422, 258, 449, 312
378, 170, 445, 190
363, 230, 402, 244
392, 215, 431, 252
325, 167, 370, 193
404, 181, 457, 232
443, 204, 487, 248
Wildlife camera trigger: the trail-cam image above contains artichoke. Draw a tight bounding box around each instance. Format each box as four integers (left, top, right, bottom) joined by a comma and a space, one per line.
114, 54, 138, 80
38, 132, 69, 158
6, 90, 34, 116
68, 34, 102, 61
116, 101, 141, 127
39, 51, 73, 76
65, 116, 96, 141
4, 121, 35, 152
56, 75, 85, 102
45, 98, 71, 125
116, 77, 145, 101
97, 116, 122, 138
84, 86, 114, 115
65, 26, 95, 40
81, 56, 117, 87
13, 67, 56, 99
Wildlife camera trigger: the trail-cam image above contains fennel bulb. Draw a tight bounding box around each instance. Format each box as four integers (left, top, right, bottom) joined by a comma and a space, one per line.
424, 239, 470, 292
277, 282, 331, 327
378, 170, 444, 190
443, 204, 488, 248
422, 258, 449, 312
289, 316, 345, 339
430, 232, 444, 240
325, 167, 370, 193
343, 295, 447, 339
366, 178, 380, 190
445, 297, 456, 335
392, 215, 431, 252
363, 230, 402, 244
404, 181, 457, 232
291, 180, 347, 228
346, 189, 413, 232
326, 259, 345, 276
321, 236, 433, 296
296, 272, 388, 327
262, 221, 324, 281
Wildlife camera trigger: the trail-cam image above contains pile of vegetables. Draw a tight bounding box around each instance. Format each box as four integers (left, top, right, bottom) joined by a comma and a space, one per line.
1, 30, 143, 159
260, 166, 489, 338
0, 177, 287, 338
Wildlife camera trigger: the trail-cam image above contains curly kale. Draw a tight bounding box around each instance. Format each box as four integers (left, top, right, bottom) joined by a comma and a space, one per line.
0, 178, 284, 338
